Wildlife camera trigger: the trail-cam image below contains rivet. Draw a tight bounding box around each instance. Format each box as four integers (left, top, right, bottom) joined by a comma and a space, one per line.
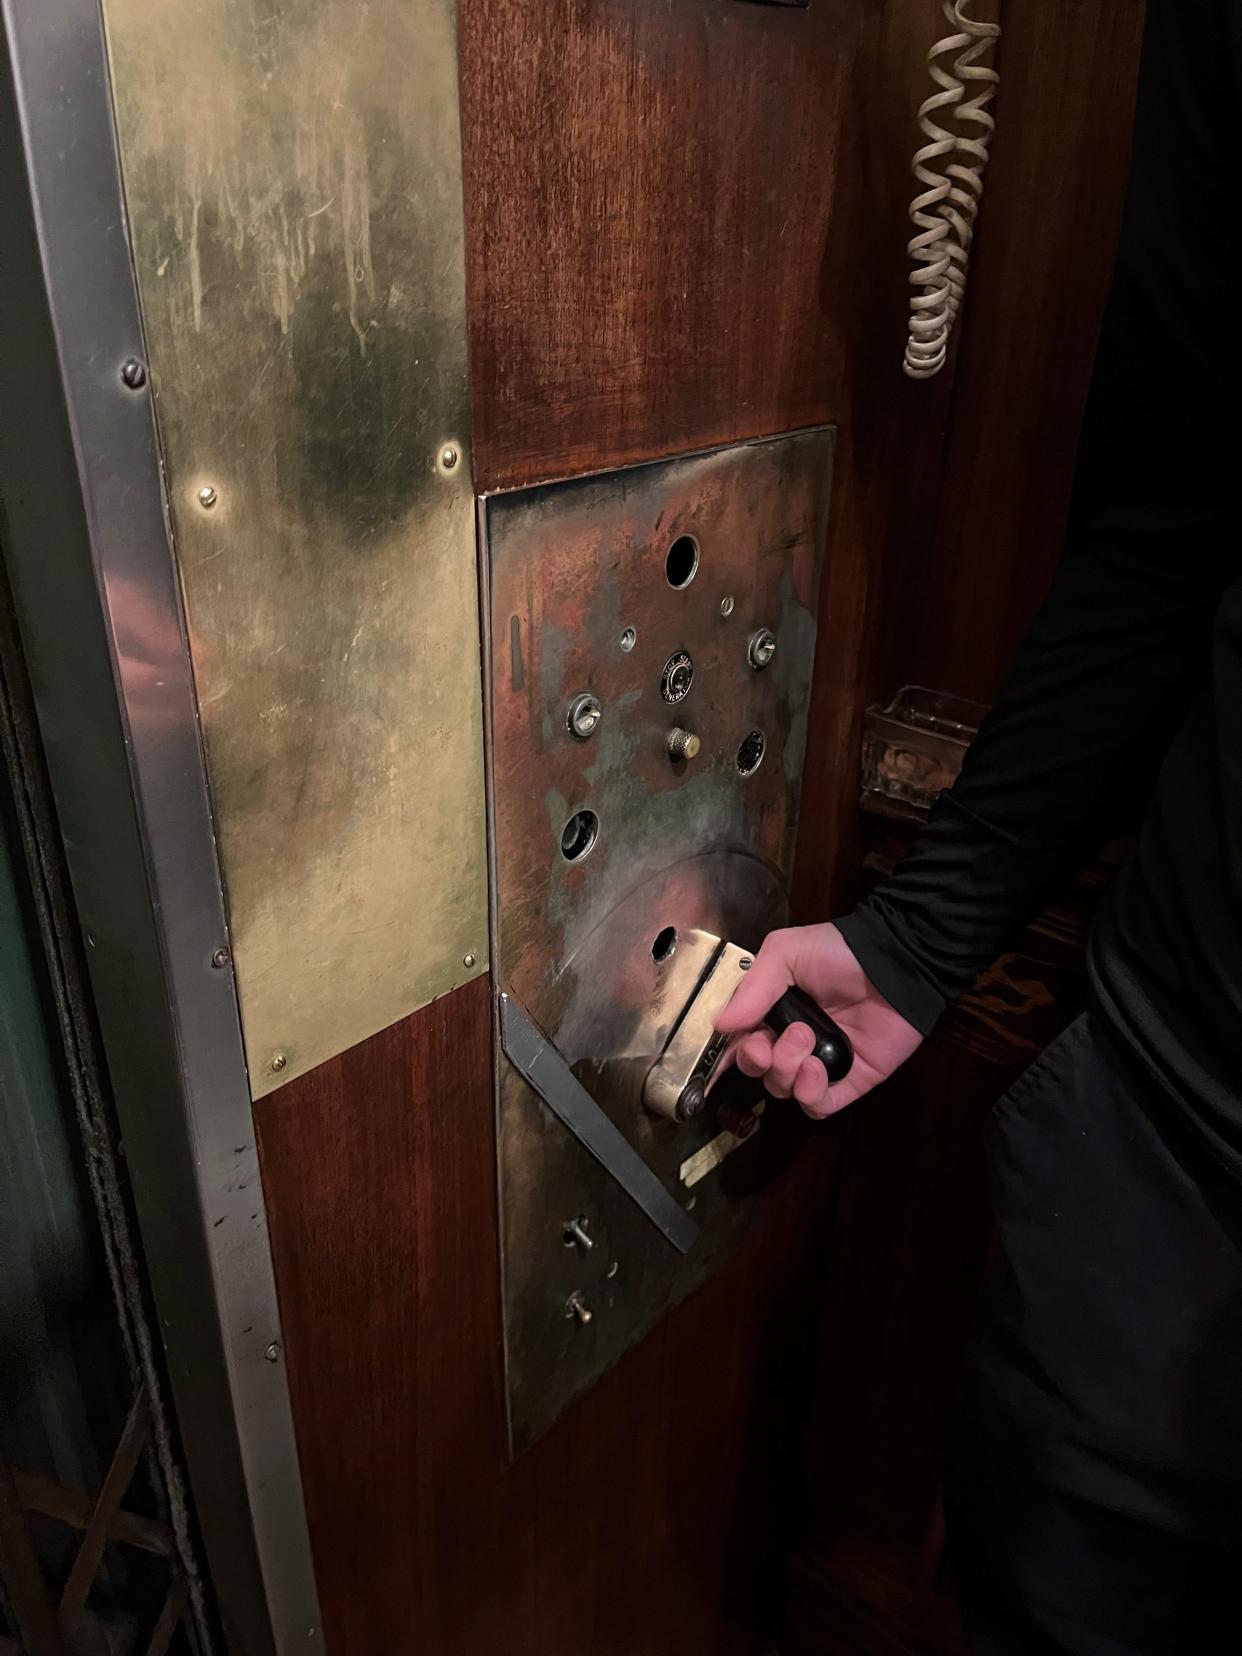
439, 444, 459, 472
720, 594, 735, 617
120, 357, 147, 390
619, 626, 637, 653
211, 946, 231, 970
197, 485, 218, 510
463, 951, 477, 969
270, 1052, 288, 1073
264, 1341, 280, 1363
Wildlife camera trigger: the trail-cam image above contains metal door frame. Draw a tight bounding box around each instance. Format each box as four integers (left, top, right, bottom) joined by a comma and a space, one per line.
0, 4, 321, 1650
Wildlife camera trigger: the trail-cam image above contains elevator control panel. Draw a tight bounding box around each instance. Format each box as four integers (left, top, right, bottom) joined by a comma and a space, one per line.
481, 428, 835, 1448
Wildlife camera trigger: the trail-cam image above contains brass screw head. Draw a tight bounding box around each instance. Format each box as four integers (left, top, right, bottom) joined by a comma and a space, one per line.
439, 444, 459, 471
270, 1051, 288, 1073
197, 484, 218, 510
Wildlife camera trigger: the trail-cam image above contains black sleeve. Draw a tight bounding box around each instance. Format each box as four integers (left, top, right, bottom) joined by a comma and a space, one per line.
837, 0, 1239, 1034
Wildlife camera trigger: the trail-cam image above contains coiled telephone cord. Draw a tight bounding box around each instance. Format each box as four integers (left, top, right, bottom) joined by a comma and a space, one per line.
904, 2, 1001, 379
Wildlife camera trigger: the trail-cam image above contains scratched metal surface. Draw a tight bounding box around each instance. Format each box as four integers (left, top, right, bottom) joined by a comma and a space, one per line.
100, 0, 487, 1094
483, 429, 835, 1447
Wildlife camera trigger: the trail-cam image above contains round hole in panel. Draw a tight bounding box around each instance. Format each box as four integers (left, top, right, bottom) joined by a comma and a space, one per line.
665, 536, 699, 590
560, 809, 599, 862
651, 926, 678, 963
736, 730, 766, 777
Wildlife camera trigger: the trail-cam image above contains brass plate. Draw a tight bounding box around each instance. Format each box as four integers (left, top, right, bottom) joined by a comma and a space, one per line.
100, 0, 487, 1093
483, 429, 834, 1447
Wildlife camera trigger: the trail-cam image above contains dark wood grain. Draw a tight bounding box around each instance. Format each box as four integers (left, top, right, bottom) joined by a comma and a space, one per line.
254, 976, 843, 1655
461, 0, 853, 494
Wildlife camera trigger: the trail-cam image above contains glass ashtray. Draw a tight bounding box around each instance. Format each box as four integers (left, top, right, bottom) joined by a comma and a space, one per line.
861, 685, 986, 822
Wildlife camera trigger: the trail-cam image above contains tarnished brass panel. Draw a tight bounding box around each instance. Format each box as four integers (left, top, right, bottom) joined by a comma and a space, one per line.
483, 429, 834, 1446
100, 0, 486, 1093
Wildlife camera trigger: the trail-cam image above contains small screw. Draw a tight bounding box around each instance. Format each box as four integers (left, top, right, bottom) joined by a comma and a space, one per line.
563, 1215, 596, 1251
676, 1078, 706, 1121
619, 626, 637, 653
197, 485, 218, 510
270, 1052, 287, 1073
748, 627, 777, 670
739, 957, 753, 971
720, 594, 735, 617
463, 951, 477, 969
439, 444, 459, 471
565, 1289, 593, 1326
567, 692, 602, 741
120, 357, 147, 389
264, 1341, 280, 1363
211, 946, 230, 969
667, 726, 701, 762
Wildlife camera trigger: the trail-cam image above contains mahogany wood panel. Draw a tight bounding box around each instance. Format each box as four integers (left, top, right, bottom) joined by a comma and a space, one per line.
254, 975, 842, 1655
461, 0, 851, 494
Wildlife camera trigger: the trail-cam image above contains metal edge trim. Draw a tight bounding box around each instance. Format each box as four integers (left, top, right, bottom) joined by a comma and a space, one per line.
475, 423, 839, 503
474, 488, 518, 1455
0, 3, 322, 1650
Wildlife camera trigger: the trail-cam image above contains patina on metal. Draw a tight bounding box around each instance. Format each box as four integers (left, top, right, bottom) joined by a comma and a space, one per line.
482, 429, 835, 1448
98, 0, 487, 1094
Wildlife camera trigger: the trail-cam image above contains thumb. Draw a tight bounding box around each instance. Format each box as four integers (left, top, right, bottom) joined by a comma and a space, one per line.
714, 942, 793, 1034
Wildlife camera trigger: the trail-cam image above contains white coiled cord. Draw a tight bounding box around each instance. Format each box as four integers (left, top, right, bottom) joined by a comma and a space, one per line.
904, 2, 1001, 379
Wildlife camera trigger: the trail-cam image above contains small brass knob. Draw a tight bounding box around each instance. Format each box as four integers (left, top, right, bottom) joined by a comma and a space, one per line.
667, 727, 701, 762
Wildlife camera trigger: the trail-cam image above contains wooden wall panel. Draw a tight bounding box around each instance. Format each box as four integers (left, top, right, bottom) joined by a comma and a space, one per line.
252, 2, 1144, 1652
254, 977, 843, 1655
460, 0, 851, 493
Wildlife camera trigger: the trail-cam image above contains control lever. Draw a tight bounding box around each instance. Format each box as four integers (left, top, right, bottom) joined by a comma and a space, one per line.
643, 935, 854, 1123
498, 937, 855, 1257
764, 986, 854, 1083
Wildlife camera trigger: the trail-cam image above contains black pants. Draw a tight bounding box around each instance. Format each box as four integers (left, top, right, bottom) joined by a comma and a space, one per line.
946, 1015, 1242, 1654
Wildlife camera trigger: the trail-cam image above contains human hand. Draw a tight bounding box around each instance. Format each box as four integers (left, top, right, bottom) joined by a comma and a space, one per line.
713, 922, 923, 1117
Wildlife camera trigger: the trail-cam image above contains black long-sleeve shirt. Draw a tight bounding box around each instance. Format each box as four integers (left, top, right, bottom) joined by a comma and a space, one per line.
837, 0, 1242, 1178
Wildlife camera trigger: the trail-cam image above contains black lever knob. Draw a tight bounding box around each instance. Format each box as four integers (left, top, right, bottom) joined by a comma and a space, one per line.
765, 987, 854, 1083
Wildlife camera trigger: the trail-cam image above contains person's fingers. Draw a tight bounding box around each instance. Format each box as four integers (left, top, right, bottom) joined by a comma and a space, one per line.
802, 1071, 867, 1118
792, 1055, 829, 1113
704, 1034, 740, 1094
714, 940, 792, 1034
735, 1031, 774, 1078
762, 1022, 816, 1099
